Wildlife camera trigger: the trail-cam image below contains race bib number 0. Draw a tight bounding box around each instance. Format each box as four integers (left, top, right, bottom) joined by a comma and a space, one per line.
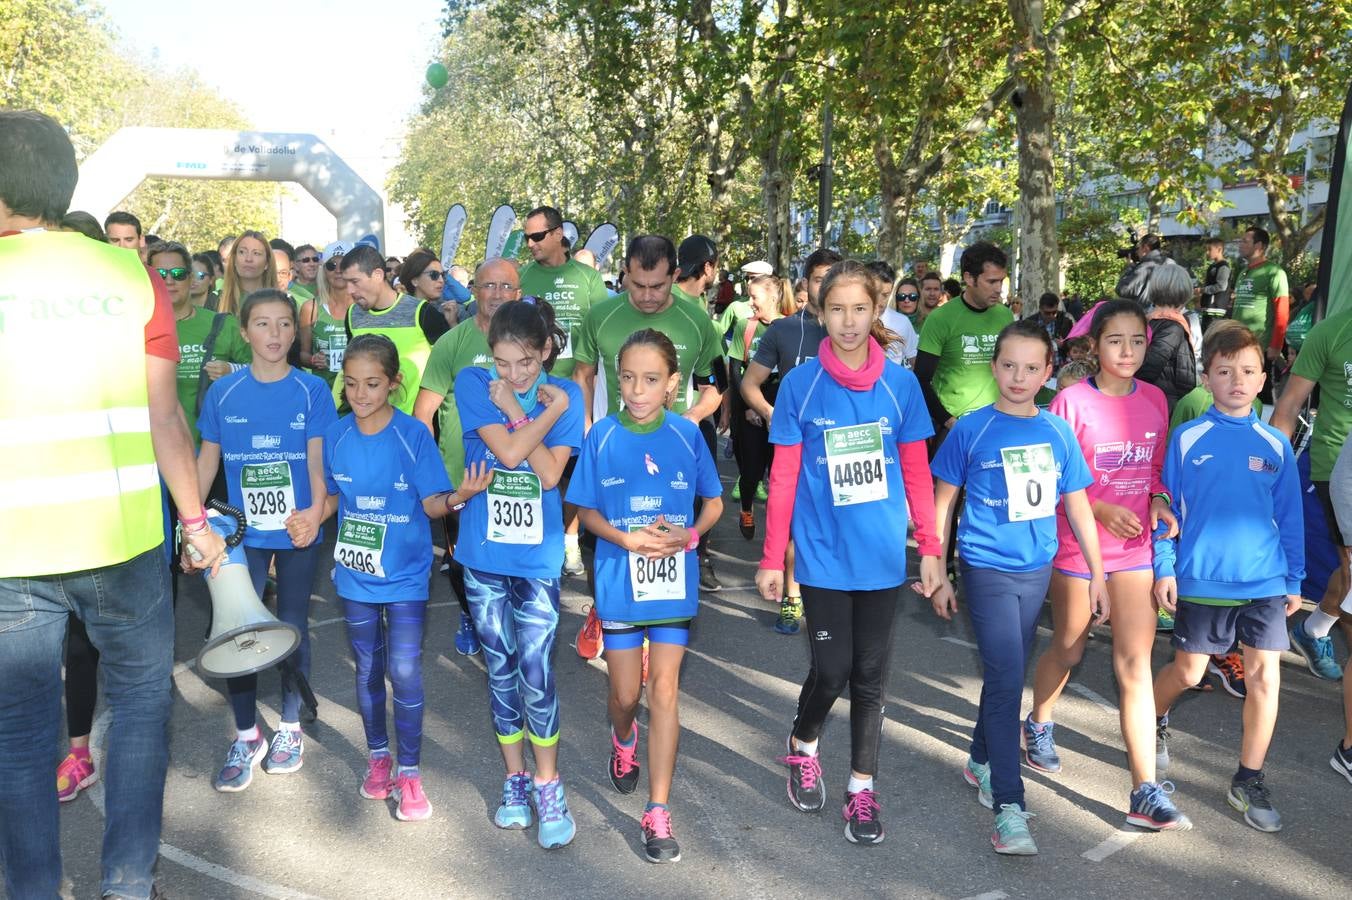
1000, 443, 1057, 522
824, 422, 888, 506
627, 525, 686, 601
335, 518, 386, 577
240, 462, 295, 531
487, 469, 543, 544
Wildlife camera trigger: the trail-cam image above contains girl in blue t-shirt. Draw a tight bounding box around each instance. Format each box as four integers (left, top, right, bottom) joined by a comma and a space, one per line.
929, 318, 1107, 857
196, 289, 338, 792
755, 259, 944, 847
320, 334, 490, 822
453, 300, 584, 849
566, 328, 723, 864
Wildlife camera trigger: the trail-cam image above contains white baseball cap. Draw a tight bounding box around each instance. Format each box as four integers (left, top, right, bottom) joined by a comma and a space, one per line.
321, 240, 352, 263
740, 260, 774, 276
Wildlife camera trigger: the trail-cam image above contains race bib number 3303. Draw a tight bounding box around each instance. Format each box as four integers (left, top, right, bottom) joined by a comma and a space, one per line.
487, 469, 543, 544
824, 422, 888, 506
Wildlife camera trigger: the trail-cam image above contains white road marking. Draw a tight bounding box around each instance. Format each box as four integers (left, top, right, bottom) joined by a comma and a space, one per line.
941, 636, 979, 649
961, 892, 1009, 900
1068, 681, 1117, 713
1081, 829, 1143, 861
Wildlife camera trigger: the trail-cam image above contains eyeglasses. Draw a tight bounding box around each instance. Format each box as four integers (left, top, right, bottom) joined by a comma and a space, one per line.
155, 267, 190, 282
477, 281, 519, 294
325, 258, 343, 271
524, 226, 558, 244
422, 269, 444, 281
193, 271, 209, 281
297, 255, 320, 264
896, 292, 919, 303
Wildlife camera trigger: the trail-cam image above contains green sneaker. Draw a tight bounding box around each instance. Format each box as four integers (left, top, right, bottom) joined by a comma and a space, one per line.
963, 757, 993, 809
1156, 607, 1175, 632
731, 482, 742, 501
755, 481, 768, 501
991, 804, 1037, 855
774, 596, 802, 635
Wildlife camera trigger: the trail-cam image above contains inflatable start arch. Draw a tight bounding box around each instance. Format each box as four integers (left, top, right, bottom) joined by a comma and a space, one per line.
70, 128, 384, 246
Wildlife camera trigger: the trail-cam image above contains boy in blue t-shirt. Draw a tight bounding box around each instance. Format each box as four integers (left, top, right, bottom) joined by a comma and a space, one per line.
1151, 325, 1305, 833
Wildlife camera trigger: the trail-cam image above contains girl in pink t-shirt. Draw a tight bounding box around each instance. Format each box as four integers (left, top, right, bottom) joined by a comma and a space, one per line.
1024, 300, 1188, 831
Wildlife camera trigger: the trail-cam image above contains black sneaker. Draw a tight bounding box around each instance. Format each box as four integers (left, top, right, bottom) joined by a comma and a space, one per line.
641, 806, 681, 863
1208, 653, 1247, 698
842, 789, 884, 845
698, 557, 722, 592
779, 735, 825, 812
1331, 742, 1352, 785
608, 727, 640, 794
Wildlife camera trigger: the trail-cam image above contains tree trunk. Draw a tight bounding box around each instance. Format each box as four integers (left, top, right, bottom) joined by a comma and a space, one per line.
1009, 0, 1060, 304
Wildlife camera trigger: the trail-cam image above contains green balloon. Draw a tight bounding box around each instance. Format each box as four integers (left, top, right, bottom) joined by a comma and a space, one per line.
426, 63, 448, 89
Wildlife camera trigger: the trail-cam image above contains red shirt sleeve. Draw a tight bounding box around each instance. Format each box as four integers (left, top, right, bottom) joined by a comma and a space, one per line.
899, 439, 941, 556
1268, 294, 1290, 351
144, 272, 180, 362
760, 443, 802, 571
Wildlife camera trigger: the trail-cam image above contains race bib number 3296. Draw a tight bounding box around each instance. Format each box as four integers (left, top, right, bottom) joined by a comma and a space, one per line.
335, 518, 386, 577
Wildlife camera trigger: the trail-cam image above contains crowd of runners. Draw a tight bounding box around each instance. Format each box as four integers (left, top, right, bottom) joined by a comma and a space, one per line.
3, 108, 1352, 899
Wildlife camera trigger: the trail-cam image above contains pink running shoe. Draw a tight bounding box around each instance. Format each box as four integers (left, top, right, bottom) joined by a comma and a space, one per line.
56, 752, 97, 803
393, 772, 432, 821
359, 754, 394, 800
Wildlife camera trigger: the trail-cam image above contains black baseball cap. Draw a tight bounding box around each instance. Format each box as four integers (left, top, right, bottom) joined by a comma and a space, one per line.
677, 235, 718, 278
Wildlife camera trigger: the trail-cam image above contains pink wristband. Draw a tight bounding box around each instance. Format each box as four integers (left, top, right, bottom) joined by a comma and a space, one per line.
508, 416, 531, 431
684, 529, 700, 552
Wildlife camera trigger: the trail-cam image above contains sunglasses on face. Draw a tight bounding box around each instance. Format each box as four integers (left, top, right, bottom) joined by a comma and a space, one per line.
422, 269, 444, 281
297, 255, 320, 264
325, 258, 343, 271
896, 292, 919, 302
524, 226, 558, 244
156, 267, 190, 282
192, 271, 209, 281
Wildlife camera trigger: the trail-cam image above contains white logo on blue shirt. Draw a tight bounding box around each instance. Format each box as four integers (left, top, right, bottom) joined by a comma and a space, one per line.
252, 435, 281, 449
630, 495, 663, 512
291, 413, 306, 430
356, 495, 387, 511
394, 474, 408, 491
1191, 454, 1214, 466
225, 415, 248, 424
601, 476, 625, 487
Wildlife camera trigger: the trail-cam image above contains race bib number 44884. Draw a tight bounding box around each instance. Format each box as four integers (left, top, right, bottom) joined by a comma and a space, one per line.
824, 422, 888, 506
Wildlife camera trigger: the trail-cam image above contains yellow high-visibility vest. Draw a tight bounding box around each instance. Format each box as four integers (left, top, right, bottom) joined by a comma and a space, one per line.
0, 231, 163, 576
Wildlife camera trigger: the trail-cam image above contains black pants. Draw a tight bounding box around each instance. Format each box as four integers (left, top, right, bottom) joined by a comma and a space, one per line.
64, 616, 99, 738
792, 585, 901, 776
729, 390, 772, 512
441, 512, 471, 617
696, 417, 718, 560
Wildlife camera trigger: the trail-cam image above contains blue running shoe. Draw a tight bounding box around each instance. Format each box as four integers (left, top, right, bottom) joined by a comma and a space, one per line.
963, 757, 993, 809
1126, 780, 1192, 831
495, 772, 533, 829
214, 735, 266, 792
1023, 717, 1061, 773
991, 804, 1037, 855
261, 728, 303, 775
535, 777, 577, 849
454, 612, 481, 656
1290, 618, 1343, 681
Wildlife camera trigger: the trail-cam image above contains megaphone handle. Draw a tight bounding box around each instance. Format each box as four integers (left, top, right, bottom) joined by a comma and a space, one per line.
279, 658, 319, 721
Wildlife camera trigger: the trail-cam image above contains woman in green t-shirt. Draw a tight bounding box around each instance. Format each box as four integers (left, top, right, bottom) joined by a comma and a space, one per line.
299, 243, 354, 386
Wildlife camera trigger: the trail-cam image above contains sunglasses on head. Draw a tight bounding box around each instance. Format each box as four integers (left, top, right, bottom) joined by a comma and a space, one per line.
155, 267, 190, 282
896, 292, 919, 302
297, 255, 320, 264
524, 226, 558, 244
324, 257, 343, 271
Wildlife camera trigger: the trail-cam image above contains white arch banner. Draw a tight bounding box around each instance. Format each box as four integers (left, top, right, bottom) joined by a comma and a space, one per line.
70, 128, 384, 245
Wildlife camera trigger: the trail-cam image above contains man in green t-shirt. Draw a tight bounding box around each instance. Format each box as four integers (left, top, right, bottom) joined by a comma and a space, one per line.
914, 241, 1014, 434
519, 205, 607, 380
289, 243, 319, 303
1231, 226, 1291, 365
1272, 308, 1352, 684
574, 235, 726, 588
672, 234, 719, 313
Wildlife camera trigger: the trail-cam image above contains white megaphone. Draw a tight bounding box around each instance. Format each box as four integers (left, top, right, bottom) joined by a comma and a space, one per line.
189, 502, 301, 679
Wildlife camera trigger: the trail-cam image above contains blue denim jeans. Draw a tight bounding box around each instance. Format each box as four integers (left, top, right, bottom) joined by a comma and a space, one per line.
0, 546, 173, 900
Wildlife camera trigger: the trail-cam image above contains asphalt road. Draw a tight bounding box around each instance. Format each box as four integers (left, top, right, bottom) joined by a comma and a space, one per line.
28, 463, 1352, 900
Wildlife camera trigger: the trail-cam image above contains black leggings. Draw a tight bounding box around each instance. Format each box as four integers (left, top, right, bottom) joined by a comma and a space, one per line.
729, 396, 772, 512
791, 585, 901, 776
441, 511, 471, 617
64, 616, 100, 738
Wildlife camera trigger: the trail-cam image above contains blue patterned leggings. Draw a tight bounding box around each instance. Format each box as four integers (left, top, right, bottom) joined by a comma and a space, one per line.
463, 568, 560, 746
342, 599, 426, 767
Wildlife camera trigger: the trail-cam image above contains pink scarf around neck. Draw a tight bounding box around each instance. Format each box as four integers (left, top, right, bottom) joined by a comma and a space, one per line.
818, 336, 885, 390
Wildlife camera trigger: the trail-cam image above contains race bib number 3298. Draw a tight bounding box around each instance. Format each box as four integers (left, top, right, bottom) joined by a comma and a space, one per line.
240, 462, 294, 532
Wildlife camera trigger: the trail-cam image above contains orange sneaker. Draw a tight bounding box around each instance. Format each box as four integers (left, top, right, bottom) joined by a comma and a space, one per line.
576, 604, 603, 659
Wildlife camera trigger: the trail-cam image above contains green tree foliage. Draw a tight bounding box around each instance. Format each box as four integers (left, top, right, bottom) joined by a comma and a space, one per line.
3, 0, 279, 250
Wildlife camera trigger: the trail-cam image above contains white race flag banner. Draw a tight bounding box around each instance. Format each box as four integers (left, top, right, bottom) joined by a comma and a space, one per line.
582, 223, 620, 270
485, 204, 516, 260
440, 203, 467, 268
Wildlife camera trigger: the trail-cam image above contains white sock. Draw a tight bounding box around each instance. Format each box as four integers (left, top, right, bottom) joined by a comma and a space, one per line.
847, 775, 874, 794
534, 774, 556, 787
1305, 608, 1339, 639
237, 726, 260, 743
793, 737, 818, 756
370, 748, 391, 760
564, 533, 579, 551
279, 721, 301, 733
